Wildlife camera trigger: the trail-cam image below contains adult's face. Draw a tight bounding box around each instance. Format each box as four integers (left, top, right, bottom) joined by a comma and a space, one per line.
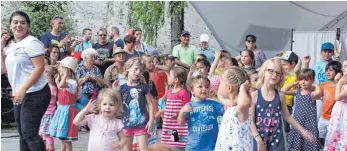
201, 41, 208, 49
10, 15, 29, 40
50, 47, 60, 62
245, 37, 256, 50
84, 30, 92, 41
134, 31, 142, 42
52, 18, 63, 32
98, 31, 107, 44
180, 35, 190, 45
85, 54, 97, 66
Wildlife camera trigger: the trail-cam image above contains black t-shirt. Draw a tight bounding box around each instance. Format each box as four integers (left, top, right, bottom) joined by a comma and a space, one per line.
113, 39, 124, 49
92, 42, 114, 75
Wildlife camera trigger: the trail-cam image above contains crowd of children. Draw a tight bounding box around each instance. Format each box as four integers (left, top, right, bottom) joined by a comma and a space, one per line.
38, 41, 346, 151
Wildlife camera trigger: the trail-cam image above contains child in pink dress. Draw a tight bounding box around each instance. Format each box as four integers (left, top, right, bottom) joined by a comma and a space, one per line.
325, 60, 347, 150
39, 65, 58, 151
73, 88, 126, 151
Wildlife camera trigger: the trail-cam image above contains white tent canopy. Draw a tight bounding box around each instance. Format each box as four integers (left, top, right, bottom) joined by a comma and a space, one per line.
190, 1, 347, 57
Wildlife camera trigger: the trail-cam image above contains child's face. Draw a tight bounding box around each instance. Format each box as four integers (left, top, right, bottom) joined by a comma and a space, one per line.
321, 50, 334, 61
100, 98, 117, 118
128, 64, 143, 81
114, 53, 127, 63
145, 58, 155, 71
241, 51, 252, 66
299, 79, 313, 90
264, 63, 282, 86
50, 47, 59, 61
164, 59, 175, 68
195, 62, 209, 75
192, 80, 210, 100
167, 70, 176, 85
281, 60, 295, 73
343, 61, 347, 75
325, 66, 337, 80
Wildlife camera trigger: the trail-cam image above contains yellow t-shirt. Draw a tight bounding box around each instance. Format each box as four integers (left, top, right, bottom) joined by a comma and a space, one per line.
282, 73, 297, 106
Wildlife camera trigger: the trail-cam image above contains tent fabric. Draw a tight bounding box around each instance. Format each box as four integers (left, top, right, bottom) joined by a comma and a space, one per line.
190, 1, 347, 57
293, 31, 347, 68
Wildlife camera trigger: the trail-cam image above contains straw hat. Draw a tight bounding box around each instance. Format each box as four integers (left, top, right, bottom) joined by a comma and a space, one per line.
60, 57, 78, 72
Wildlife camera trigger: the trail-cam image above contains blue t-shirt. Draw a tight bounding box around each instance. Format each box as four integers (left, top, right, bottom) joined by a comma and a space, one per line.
197, 47, 215, 63
75, 40, 92, 52
184, 100, 224, 151
41, 32, 67, 60
313, 60, 329, 85
113, 39, 124, 49
120, 83, 150, 129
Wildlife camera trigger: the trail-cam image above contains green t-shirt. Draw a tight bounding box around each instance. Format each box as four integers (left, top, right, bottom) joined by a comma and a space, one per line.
172, 44, 198, 66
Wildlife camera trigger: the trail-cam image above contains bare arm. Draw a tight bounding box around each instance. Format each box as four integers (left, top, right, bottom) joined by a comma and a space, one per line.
155, 65, 170, 72
280, 82, 298, 95
174, 58, 190, 69
73, 100, 97, 126
237, 82, 252, 123
115, 130, 127, 149
280, 92, 306, 135
311, 84, 322, 101
208, 51, 221, 78
146, 93, 154, 123
335, 75, 347, 101
177, 104, 191, 126
294, 57, 302, 74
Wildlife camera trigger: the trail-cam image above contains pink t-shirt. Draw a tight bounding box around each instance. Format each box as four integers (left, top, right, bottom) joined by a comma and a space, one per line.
44, 84, 57, 115
87, 114, 124, 151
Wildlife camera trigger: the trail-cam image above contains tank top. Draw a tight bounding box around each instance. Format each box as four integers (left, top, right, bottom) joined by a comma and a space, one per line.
255, 89, 283, 148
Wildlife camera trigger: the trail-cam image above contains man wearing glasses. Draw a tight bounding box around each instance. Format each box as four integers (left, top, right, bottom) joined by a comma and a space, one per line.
41, 16, 70, 60
92, 28, 114, 76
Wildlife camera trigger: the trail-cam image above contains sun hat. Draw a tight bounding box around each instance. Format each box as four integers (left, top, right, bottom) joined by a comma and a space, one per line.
60, 57, 78, 72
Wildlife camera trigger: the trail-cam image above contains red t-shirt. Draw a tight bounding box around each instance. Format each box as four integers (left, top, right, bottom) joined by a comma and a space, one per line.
161, 88, 190, 147
150, 71, 168, 98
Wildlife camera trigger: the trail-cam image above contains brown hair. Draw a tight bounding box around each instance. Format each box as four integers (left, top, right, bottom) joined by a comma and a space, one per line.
96, 88, 123, 117
124, 57, 145, 79
170, 66, 188, 86
221, 67, 249, 90
189, 75, 210, 91
124, 35, 136, 43
298, 69, 315, 81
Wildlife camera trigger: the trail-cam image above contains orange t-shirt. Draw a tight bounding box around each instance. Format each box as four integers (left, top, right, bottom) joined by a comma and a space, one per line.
320, 82, 337, 120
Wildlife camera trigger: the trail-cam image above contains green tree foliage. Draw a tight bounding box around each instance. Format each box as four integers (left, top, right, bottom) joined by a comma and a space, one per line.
128, 1, 165, 46
3, 2, 76, 39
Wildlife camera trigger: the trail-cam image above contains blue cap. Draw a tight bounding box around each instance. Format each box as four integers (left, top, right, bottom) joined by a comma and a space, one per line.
321, 42, 334, 51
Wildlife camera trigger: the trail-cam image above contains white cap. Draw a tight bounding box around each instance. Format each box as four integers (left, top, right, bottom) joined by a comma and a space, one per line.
200, 34, 210, 42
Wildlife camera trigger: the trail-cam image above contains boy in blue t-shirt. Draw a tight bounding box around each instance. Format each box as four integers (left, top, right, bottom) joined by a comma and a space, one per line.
304, 42, 334, 120
178, 75, 224, 151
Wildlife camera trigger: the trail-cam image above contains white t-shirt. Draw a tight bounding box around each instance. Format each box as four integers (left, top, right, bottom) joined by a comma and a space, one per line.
4, 35, 48, 96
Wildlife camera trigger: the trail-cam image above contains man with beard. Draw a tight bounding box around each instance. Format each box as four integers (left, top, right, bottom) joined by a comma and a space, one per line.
109, 26, 124, 49
41, 16, 70, 60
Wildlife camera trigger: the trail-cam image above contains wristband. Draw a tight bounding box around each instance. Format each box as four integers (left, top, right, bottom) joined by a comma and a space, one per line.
253, 133, 260, 139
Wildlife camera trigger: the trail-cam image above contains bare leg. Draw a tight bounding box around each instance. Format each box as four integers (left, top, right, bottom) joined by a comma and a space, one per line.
136, 135, 148, 151
124, 136, 134, 151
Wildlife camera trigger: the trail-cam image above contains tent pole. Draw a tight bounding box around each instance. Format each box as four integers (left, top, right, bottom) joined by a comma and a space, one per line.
290, 29, 294, 51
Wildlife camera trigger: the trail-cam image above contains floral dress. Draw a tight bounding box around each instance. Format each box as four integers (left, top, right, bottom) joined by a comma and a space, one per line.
215, 106, 253, 151
324, 85, 347, 151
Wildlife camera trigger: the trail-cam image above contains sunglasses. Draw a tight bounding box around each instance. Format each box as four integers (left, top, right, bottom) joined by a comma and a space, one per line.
247, 40, 256, 43
99, 34, 107, 37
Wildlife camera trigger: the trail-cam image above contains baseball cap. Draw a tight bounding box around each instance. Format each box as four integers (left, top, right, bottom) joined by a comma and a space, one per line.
163, 54, 177, 60
280, 51, 299, 64
181, 31, 190, 37
200, 34, 209, 42
321, 42, 334, 51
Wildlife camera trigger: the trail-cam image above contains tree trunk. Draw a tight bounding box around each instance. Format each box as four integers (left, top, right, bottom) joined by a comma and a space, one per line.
170, 1, 184, 53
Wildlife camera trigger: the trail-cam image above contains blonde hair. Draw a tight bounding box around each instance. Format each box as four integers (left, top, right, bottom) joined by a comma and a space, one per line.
221, 66, 249, 90
96, 88, 123, 117
256, 58, 284, 90
124, 57, 146, 79
148, 143, 178, 151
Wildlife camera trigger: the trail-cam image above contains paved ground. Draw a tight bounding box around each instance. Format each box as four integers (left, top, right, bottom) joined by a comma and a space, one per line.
1, 131, 89, 151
